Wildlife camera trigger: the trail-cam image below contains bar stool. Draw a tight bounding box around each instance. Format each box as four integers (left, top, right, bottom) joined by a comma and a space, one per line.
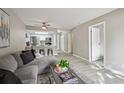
39, 49, 45, 55
47, 48, 53, 56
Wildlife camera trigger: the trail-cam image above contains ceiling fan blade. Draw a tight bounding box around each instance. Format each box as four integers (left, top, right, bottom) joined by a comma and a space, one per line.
46, 24, 50, 26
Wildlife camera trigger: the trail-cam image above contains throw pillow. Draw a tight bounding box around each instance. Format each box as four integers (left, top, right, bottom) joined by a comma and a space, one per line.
20, 51, 34, 65
22, 49, 36, 58
31, 49, 36, 58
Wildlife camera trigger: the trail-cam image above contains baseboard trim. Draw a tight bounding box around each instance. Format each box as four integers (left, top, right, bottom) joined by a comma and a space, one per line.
105, 66, 124, 76
73, 54, 89, 62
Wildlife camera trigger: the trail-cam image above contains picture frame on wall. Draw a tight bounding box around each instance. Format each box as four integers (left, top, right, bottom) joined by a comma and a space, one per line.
0, 9, 10, 48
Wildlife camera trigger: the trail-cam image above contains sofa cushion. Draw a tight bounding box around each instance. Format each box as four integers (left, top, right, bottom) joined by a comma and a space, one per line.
0, 55, 18, 72
20, 51, 34, 65
0, 69, 22, 84
12, 51, 23, 67
31, 59, 50, 74
32, 56, 58, 74
35, 56, 58, 64
15, 64, 38, 84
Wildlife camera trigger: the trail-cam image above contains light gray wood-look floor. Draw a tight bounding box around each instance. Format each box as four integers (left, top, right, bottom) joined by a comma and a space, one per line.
55, 53, 124, 84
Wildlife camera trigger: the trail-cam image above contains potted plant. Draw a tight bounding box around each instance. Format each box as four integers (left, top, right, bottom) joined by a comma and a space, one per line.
59, 58, 69, 71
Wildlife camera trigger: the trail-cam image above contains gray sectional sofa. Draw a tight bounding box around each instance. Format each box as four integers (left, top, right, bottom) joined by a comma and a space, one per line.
0, 51, 58, 84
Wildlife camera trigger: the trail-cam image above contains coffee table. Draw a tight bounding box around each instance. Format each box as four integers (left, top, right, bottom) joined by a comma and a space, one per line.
50, 65, 85, 84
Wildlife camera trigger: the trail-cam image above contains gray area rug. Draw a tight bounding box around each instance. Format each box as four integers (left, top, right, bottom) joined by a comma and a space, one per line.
37, 73, 55, 84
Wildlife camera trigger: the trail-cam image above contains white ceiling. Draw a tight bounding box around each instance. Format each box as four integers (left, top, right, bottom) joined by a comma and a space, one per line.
12, 8, 116, 30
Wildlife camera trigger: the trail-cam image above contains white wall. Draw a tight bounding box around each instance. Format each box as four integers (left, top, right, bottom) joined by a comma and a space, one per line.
71, 9, 124, 75
68, 31, 72, 53
56, 32, 60, 50
72, 24, 89, 59
0, 9, 26, 57
64, 32, 68, 52
56, 30, 72, 53
60, 31, 72, 53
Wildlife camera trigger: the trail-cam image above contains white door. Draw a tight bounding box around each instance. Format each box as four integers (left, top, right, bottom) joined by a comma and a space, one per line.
91, 27, 101, 61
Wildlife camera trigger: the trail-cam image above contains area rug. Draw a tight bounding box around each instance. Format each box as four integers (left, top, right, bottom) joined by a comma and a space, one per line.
37, 73, 55, 84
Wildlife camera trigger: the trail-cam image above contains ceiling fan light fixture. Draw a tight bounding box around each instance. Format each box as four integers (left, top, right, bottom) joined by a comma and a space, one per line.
41, 26, 47, 30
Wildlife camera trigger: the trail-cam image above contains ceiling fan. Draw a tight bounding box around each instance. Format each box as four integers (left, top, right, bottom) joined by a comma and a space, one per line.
41, 22, 50, 30
28, 20, 57, 31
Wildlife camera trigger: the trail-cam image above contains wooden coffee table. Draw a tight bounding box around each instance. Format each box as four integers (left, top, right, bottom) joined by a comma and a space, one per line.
50, 65, 85, 84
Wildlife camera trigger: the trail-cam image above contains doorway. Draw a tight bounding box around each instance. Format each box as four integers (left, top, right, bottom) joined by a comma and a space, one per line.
89, 22, 105, 66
